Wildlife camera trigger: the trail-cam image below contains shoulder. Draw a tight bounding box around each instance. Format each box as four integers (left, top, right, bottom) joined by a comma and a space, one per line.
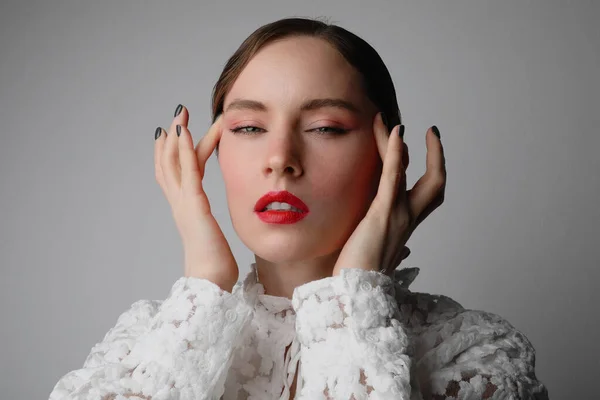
412, 305, 545, 398
103, 299, 163, 340
116, 299, 163, 324
411, 303, 537, 365
388, 271, 546, 398
83, 299, 162, 368
390, 267, 465, 330
389, 268, 539, 366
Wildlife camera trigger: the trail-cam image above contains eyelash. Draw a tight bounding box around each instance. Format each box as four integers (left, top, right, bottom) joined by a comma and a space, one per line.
230, 126, 349, 136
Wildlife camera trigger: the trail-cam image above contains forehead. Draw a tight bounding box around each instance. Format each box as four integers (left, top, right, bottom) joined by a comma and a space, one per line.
225, 36, 369, 109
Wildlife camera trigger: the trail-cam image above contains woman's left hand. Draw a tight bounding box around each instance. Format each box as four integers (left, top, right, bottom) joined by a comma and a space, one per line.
332, 112, 446, 278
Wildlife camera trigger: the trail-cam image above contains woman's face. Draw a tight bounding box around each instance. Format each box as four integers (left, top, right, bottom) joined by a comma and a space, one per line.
218, 36, 382, 264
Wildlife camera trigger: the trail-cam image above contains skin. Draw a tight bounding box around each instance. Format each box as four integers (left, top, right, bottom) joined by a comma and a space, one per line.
218, 36, 385, 298
157, 35, 445, 398
156, 35, 445, 299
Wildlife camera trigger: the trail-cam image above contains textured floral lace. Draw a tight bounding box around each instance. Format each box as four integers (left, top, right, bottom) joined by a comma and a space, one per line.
49, 264, 548, 400
291, 268, 412, 399
390, 271, 548, 399
49, 277, 253, 400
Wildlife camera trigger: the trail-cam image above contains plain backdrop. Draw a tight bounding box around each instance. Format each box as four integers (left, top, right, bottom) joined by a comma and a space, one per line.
1, 1, 598, 399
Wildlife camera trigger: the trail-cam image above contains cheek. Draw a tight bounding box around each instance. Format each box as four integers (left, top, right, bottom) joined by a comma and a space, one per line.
304, 147, 379, 251
310, 146, 380, 212
219, 143, 254, 207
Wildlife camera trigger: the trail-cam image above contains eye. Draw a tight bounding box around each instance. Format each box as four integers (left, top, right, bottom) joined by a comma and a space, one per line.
310, 126, 348, 135
230, 126, 264, 135
230, 125, 348, 135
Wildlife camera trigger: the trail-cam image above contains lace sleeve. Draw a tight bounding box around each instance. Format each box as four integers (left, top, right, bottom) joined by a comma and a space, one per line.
416, 309, 549, 399
49, 276, 252, 400
291, 268, 412, 400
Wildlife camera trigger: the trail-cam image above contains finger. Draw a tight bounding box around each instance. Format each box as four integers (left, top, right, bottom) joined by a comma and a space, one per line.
384, 246, 410, 277
195, 114, 224, 175
373, 117, 408, 190
170, 103, 190, 130
395, 125, 408, 206
162, 105, 189, 192
397, 142, 410, 208
400, 245, 411, 260
374, 116, 408, 170
374, 114, 405, 214
373, 112, 389, 161
408, 126, 446, 218
154, 127, 170, 199
177, 124, 204, 197
414, 191, 444, 227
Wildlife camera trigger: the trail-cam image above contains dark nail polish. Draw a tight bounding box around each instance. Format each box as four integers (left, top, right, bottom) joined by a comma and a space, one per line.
174, 104, 183, 117
432, 125, 440, 139
381, 112, 388, 129
155, 127, 162, 140
398, 124, 405, 138
176, 125, 181, 137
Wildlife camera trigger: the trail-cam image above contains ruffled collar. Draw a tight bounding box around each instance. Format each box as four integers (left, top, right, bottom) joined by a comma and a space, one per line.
239, 262, 421, 314
239, 263, 294, 314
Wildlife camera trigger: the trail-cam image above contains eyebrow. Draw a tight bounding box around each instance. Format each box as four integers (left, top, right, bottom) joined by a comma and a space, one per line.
224, 98, 360, 114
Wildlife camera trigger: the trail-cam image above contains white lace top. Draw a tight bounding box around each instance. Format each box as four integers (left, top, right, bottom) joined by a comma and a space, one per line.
49, 264, 548, 399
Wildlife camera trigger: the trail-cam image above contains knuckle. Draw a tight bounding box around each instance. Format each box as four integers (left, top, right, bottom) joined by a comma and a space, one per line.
386, 170, 403, 185
430, 173, 445, 192
437, 193, 446, 205
161, 150, 177, 170
154, 169, 162, 183
159, 150, 169, 166
397, 213, 411, 229
374, 206, 392, 225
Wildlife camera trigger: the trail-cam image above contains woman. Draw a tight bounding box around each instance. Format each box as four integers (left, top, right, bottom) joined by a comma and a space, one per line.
49, 17, 549, 400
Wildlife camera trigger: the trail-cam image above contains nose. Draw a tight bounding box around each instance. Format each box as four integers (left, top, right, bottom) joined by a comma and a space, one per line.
263, 131, 303, 179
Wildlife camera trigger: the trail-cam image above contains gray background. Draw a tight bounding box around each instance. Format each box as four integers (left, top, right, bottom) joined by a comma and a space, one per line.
1, 1, 598, 399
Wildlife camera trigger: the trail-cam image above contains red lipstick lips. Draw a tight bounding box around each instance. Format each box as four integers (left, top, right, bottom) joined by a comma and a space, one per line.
254, 191, 309, 224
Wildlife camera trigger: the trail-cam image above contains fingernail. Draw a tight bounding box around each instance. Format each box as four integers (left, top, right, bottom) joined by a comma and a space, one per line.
432, 125, 440, 139
398, 124, 405, 138
380, 112, 388, 129
155, 127, 162, 140
176, 125, 182, 137
174, 104, 183, 117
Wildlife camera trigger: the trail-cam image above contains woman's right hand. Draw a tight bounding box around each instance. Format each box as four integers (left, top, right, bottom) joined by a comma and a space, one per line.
154, 104, 239, 293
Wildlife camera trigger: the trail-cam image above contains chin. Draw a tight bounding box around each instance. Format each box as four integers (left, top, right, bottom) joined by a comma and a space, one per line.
253, 250, 306, 264
239, 229, 335, 265
246, 237, 312, 264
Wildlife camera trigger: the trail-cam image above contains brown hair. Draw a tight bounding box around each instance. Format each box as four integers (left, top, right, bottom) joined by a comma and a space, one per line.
211, 17, 401, 154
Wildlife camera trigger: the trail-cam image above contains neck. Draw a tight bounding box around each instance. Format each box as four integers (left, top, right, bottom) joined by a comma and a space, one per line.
254, 249, 342, 299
